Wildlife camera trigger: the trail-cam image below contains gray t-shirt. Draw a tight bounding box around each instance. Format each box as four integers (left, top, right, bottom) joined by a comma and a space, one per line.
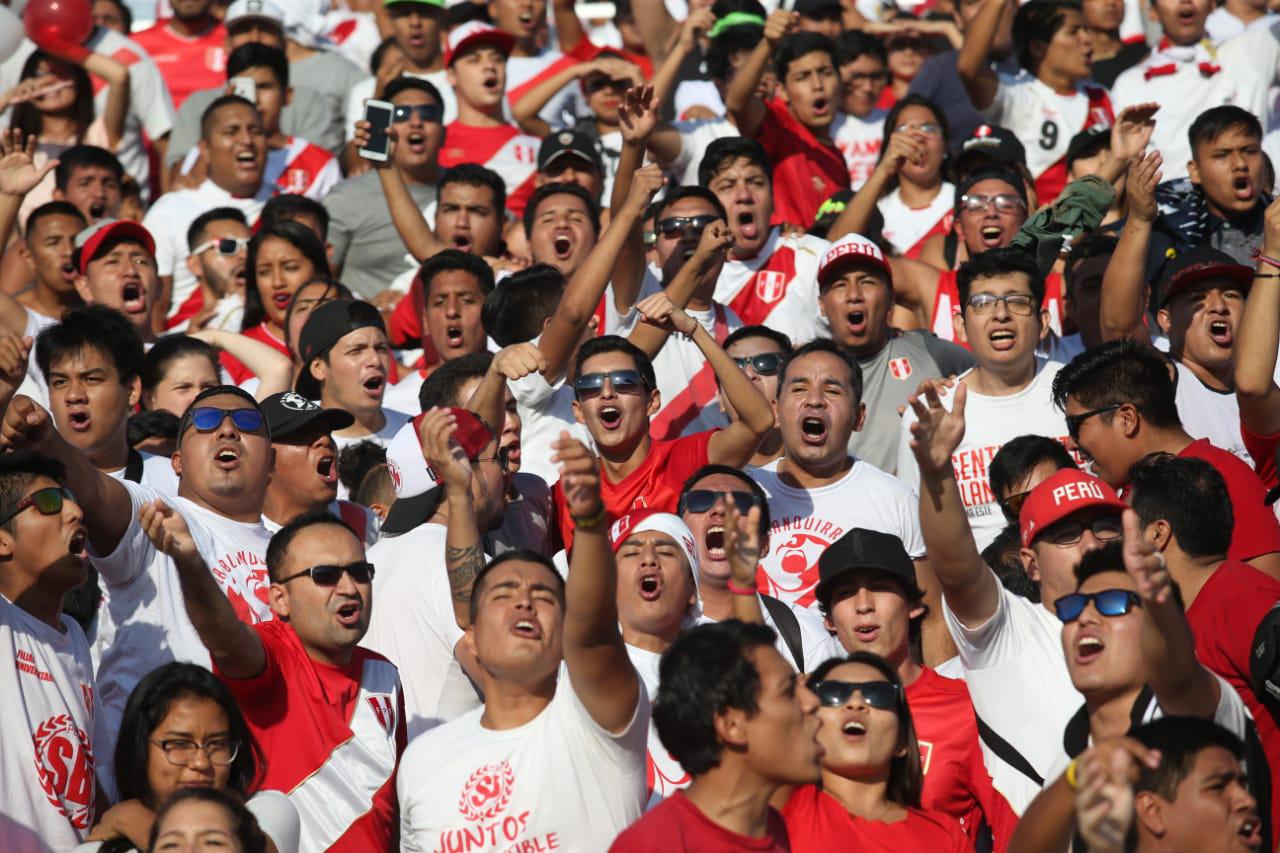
291, 51, 370, 153
167, 84, 342, 167
324, 170, 437, 298
848, 330, 975, 475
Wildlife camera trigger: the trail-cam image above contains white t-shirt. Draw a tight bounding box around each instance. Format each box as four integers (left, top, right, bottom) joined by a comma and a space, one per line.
383, 369, 426, 417
831, 109, 887, 191
261, 499, 381, 548
625, 645, 690, 810
90, 481, 273, 792
1174, 360, 1253, 467
143, 180, 271, 320
1, 595, 99, 851
362, 523, 480, 740
879, 183, 955, 258
344, 70, 458, 142
696, 596, 844, 672
507, 366, 592, 487
668, 116, 737, 185
714, 229, 829, 346
749, 457, 926, 612
14, 307, 57, 409
397, 667, 649, 852
332, 408, 413, 455
982, 75, 1112, 191
1206, 8, 1279, 42
942, 580, 1081, 813
897, 360, 1070, 552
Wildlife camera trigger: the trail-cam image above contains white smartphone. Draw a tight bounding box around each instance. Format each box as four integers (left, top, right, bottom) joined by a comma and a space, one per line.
359, 99, 394, 163
230, 76, 256, 102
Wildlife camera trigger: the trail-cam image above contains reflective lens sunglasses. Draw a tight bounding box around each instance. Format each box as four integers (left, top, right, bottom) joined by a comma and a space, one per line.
1040, 516, 1123, 548
185, 407, 266, 435
573, 370, 647, 400
960, 193, 1026, 213
277, 560, 376, 585
656, 214, 719, 239
191, 236, 249, 256
733, 353, 783, 376
393, 103, 442, 123
810, 679, 900, 711
0, 486, 75, 526
682, 489, 759, 515
1066, 404, 1122, 442
1000, 489, 1031, 522
150, 737, 241, 767
966, 292, 1037, 316
1053, 588, 1141, 623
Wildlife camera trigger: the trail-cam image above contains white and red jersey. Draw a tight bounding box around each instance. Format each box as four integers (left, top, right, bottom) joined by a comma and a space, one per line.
0, 596, 98, 850
130, 20, 227, 111
932, 267, 1067, 345
505, 51, 586, 128
263, 135, 343, 200
982, 75, 1113, 205
439, 123, 539, 217
714, 228, 829, 345
830, 109, 887, 190
879, 183, 955, 260
626, 645, 691, 810
219, 620, 405, 852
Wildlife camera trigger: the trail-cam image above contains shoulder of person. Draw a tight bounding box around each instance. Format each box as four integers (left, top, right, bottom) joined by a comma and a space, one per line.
911, 330, 976, 373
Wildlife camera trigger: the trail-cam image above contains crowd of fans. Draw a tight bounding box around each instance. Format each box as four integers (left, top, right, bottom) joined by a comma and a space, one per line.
1, 0, 1280, 849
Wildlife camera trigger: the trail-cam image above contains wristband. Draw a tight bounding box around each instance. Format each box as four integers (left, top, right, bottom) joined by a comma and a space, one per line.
1064, 756, 1081, 791
1251, 249, 1280, 271
727, 579, 757, 596
1256, 273, 1280, 279
572, 504, 607, 530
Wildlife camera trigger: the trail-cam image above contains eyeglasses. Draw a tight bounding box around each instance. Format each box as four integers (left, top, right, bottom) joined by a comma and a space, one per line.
185, 407, 266, 435
0, 486, 75, 526
1000, 488, 1032, 522
276, 560, 376, 585
191, 236, 249, 257
1065, 404, 1122, 442
573, 370, 647, 400
1039, 516, 1123, 548
150, 738, 240, 767
1053, 588, 1141, 623
656, 214, 719, 239
393, 103, 442, 123
847, 70, 889, 85
682, 489, 759, 515
894, 122, 942, 137
809, 679, 900, 712
960, 193, 1026, 214
732, 353, 783, 376
965, 293, 1037, 316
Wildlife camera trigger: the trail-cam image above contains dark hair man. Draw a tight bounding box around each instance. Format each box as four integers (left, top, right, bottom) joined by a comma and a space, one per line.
18, 201, 87, 322
170, 206, 250, 333
718, 325, 792, 468
72, 219, 161, 344
53, 145, 124, 225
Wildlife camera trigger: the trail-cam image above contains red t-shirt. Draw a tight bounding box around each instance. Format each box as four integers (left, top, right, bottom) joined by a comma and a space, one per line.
906, 668, 1018, 850
553, 430, 714, 552
1179, 439, 1280, 563
216, 621, 407, 852
219, 324, 290, 385
781, 785, 970, 853
610, 791, 791, 851
131, 21, 227, 110
438, 123, 539, 217
755, 99, 850, 229
1241, 422, 1280, 490
1186, 560, 1280, 827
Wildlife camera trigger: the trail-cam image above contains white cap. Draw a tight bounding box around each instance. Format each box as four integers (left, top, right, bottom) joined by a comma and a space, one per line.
384, 415, 438, 500
817, 233, 893, 289
225, 0, 286, 28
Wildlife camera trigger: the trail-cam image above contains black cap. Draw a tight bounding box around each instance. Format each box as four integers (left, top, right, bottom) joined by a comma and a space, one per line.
1065, 126, 1111, 170
957, 124, 1027, 169
537, 129, 604, 174
815, 528, 922, 609
176, 385, 267, 439
259, 391, 355, 440
295, 299, 387, 400
1158, 243, 1253, 308
795, 0, 841, 14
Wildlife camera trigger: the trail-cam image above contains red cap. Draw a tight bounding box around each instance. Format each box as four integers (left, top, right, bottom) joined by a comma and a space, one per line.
817, 233, 892, 290
75, 219, 156, 275
444, 21, 515, 66
1019, 469, 1127, 547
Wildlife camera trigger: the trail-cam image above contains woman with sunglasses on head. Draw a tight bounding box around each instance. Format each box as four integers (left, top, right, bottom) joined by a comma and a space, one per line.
78, 662, 298, 853
778, 651, 969, 852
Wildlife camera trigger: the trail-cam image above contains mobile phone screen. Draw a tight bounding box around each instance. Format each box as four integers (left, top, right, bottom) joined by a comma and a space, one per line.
363, 102, 393, 157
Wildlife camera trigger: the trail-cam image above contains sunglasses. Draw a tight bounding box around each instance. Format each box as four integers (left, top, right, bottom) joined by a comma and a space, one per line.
1066, 404, 1122, 442
185, 407, 266, 435
810, 679, 900, 712
1053, 588, 1141, 623
583, 75, 631, 95
960, 193, 1026, 214
573, 370, 647, 400
1000, 488, 1031, 522
732, 353, 783, 376
0, 486, 75, 526
682, 489, 758, 515
1039, 516, 1123, 548
393, 103, 442, 123
191, 236, 249, 257
966, 292, 1037, 316
277, 560, 376, 586
656, 214, 719, 239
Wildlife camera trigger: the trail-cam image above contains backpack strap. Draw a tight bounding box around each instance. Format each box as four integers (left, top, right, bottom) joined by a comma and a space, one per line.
760, 594, 804, 672
976, 715, 1045, 787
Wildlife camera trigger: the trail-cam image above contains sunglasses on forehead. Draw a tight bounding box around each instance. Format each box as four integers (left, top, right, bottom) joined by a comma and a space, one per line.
656, 214, 719, 239
809, 679, 900, 712
393, 103, 442, 123
573, 370, 648, 400
183, 407, 266, 435
0, 486, 76, 526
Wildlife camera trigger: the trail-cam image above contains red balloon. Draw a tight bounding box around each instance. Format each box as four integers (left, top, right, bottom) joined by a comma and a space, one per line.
23, 0, 94, 50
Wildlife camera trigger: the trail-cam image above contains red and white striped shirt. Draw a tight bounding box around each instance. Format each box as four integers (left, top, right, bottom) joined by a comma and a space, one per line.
438, 123, 539, 217
263, 135, 343, 200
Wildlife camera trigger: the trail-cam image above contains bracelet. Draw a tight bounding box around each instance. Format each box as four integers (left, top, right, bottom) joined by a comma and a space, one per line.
571, 504, 607, 530
1064, 756, 1081, 791
727, 579, 757, 596
1255, 273, 1280, 279
1251, 249, 1280, 271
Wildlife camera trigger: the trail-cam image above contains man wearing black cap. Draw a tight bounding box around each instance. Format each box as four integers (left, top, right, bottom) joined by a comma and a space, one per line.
535, 128, 606, 203
296, 298, 411, 454
794, 0, 843, 37
71, 218, 161, 344
259, 390, 380, 544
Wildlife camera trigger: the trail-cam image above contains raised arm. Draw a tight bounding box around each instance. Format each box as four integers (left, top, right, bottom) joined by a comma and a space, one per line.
908, 381, 1001, 626
465, 343, 547, 436
551, 0, 588, 54
1100, 151, 1161, 343
514, 58, 640, 138
141, 499, 266, 678
726, 502, 767, 623
629, 0, 680, 61
0, 333, 31, 414
627, 219, 732, 358
188, 329, 293, 399
1095, 104, 1159, 187
1235, 197, 1280, 434
607, 86, 663, 317
826, 128, 927, 242
725, 9, 795, 139
0, 130, 59, 269
555, 432, 640, 733
955, 0, 1007, 110
80, 51, 131, 149
352, 120, 447, 263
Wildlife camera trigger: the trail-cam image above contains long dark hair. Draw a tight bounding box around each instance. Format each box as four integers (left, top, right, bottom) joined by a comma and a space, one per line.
9, 51, 95, 141
876, 94, 950, 195
241, 220, 329, 333
282, 276, 352, 355
147, 787, 268, 853
114, 663, 263, 808
140, 336, 220, 403
808, 650, 924, 808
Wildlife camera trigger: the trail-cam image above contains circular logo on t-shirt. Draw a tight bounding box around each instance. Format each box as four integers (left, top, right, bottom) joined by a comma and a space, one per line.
457, 760, 515, 821
32, 714, 95, 830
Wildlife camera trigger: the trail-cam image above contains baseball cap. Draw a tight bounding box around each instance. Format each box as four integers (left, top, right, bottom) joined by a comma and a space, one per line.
224, 0, 286, 28
817, 233, 893, 290
259, 391, 355, 440
538, 129, 605, 174
1065, 126, 1112, 170
958, 124, 1027, 169
814, 528, 921, 610
1019, 469, 1127, 548
295, 299, 387, 399
176, 385, 267, 440
382, 409, 494, 534
795, 0, 841, 15
75, 219, 156, 275
1157, 243, 1253, 308
444, 21, 516, 66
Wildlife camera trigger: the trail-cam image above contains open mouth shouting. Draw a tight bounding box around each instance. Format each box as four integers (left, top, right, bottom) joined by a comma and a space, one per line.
213, 443, 242, 471
121, 280, 147, 315
442, 324, 466, 350
482, 71, 502, 95
335, 598, 364, 628
597, 404, 623, 431
405, 130, 427, 155
799, 414, 828, 446
88, 201, 107, 220
839, 716, 868, 740
637, 571, 664, 602
360, 373, 387, 401
65, 408, 92, 434
852, 623, 881, 644
736, 209, 759, 242
68, 526, 89, 562
271, 290, 292, 311
1074, 634, 1105, 666
810, 95, 831, 118
516, 8, 537, 32
704, 526, 726, 562
979, 225, 1005, 248
452, 232, 473, 252
552, 231, 575, 261
844, 308, 868, 338
1208, 319, 1233, 347
1236, 816, 1263, 849
988, 328, 1016, 352
316, 453, 338, 485
1232, 174, 1254, 201
510, 614, 543, 640
234, 148, 259, 173
60, 262, 77, 284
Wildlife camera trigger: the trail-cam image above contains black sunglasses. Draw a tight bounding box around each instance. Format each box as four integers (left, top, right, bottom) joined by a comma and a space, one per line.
656, 214, 719, 239
1053, 588, 1141, 623
1000, 489, 1031, 522
810, 679, 900, 712
393, 103, 442, 123
0, 486, 75, 526
185, 407, 266, 435
583, 75, 630, 95
277, 560, 376, 586
682, 489, 758, 515
1066, 404, 1122, 442
732, 353, 783, 376
573, 370, 647, 400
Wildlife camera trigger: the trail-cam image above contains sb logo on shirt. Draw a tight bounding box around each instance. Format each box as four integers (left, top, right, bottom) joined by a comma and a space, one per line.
32, 714, 95, 830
